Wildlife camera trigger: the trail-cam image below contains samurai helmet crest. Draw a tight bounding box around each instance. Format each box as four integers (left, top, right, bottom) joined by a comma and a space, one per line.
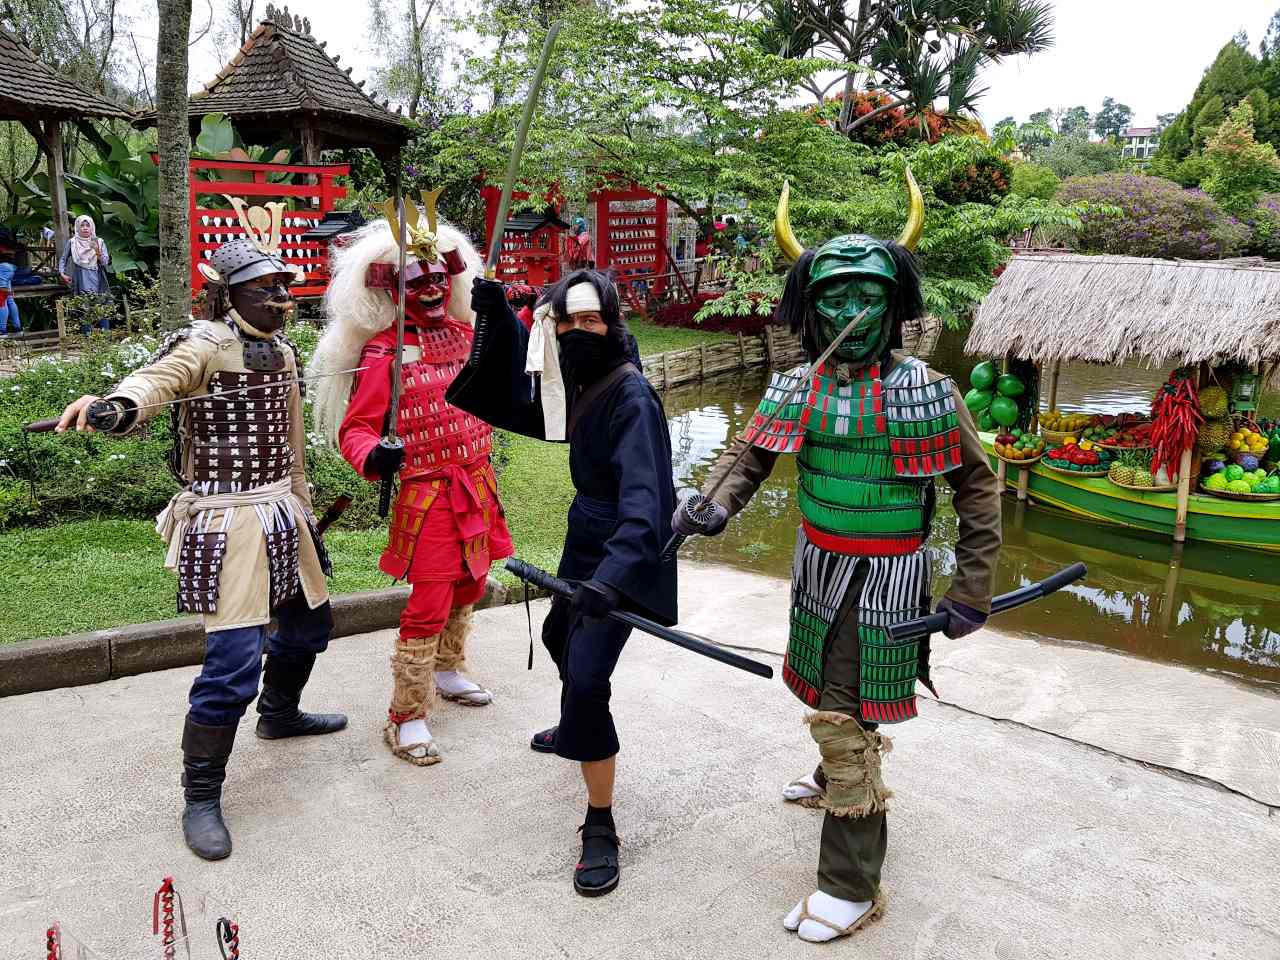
226, 195, 286, 256
385, 188, 448, 265
774, 167, 925, 263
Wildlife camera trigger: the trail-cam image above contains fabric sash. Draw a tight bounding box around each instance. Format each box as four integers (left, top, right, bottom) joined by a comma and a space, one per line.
155, 476, 298, 569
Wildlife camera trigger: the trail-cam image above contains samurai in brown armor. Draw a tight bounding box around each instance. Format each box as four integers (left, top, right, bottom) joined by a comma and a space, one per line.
672, 175, 1002, 942
310, 192, 512, 767
56, 212, 347, 863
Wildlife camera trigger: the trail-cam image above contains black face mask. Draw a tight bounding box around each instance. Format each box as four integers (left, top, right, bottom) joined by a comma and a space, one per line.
557, 329, 615, 384
231, 282, 294, 334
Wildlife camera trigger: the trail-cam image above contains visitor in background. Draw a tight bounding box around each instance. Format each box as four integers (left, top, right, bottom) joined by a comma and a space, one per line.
0, 243, 19, 335
59, 215, 112, 333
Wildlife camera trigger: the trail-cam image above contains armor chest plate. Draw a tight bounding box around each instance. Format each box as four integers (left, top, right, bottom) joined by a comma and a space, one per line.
397, 325, 493, 476
190, 369, 293, 488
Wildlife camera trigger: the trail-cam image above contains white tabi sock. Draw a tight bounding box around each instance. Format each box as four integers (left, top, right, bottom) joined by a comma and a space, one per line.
784, 891, 875, 942
397, 718, 435, 760
435, 670, 493, 704
782, 773, 823, 802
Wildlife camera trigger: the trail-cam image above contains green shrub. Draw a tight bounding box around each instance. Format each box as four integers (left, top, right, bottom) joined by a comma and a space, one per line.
1010, 162, 1060, 201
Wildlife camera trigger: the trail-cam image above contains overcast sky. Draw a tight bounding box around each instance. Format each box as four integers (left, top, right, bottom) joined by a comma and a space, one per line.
163, 0, 1280, 129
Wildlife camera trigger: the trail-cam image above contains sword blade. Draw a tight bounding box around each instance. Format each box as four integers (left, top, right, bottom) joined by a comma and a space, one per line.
486, 22, 563, 278
504, 557, 774, 680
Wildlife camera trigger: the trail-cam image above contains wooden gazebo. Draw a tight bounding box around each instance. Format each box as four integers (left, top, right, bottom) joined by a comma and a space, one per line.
140, 5, 410, 177
0, 29, 134, 261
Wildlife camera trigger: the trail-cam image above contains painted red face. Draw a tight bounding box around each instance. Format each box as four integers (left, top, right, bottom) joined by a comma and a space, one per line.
394, 261, 451, 326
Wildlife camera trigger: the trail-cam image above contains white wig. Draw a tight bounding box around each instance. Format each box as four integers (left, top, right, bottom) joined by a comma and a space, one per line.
308, 218, 483, 447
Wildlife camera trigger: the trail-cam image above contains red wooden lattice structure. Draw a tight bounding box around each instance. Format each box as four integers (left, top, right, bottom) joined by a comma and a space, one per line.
186, 157, 349, 298
481, 186, 568, 287
591, 183, 669, 307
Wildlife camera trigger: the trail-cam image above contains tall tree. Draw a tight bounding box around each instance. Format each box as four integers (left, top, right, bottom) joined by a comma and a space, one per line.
214, 0, 257, 50
761, 0, 1054, 135
1058, 105, 1090, 139
157, 0, 192, 325
1093, 97, 1132, 139
368, 0, 456, 120
1156, 112, 1178, 131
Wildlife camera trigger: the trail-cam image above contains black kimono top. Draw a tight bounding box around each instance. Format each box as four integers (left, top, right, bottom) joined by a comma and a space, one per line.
448, 301, 678, 626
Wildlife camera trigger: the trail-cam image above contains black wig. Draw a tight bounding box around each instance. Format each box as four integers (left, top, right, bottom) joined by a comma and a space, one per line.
777, 241, 925, 360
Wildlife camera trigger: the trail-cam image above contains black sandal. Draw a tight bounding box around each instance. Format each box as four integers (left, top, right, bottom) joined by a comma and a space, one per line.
574, 824, 620, 897
530, 725, 558, 754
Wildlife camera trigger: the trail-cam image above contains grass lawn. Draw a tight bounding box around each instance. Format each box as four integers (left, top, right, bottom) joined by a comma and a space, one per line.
0, 320, 729, 643
628, 318, 734, 356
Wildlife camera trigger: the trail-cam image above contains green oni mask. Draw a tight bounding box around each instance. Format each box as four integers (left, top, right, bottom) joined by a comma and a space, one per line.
807, 235, 897, 365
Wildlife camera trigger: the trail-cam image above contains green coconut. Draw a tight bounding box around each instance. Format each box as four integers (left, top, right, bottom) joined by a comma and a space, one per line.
964, 388, 994, 413
970, 361, 997, 391
978, 410, 997, 431
990, 395, 1020, 427
996, 373, 1026, 398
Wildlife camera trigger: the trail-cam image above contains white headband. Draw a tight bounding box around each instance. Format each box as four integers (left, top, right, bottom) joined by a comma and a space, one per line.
564, 284, 602, 316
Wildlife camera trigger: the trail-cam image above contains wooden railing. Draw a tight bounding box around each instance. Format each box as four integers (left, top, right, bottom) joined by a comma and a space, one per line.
640, 326, 805, 390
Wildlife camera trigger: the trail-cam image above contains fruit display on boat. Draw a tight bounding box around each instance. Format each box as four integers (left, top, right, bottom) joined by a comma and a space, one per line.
1039, 410, 1092, 434
1198, 384, 1228, 419
1043, 441, 1115, 472
1200, 457, 1280, 497
1149, 372, 1201, 485
968, 361, 1034, 431
1229, 426, 1269, 458
1197, 416, 1232, 454
993, 429, 1045, 461
1107, 449, 1163, 488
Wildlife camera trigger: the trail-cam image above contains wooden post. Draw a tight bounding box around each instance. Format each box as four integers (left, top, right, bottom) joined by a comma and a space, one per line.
996, 458, 1007, 489
662, 350, 671, 390
1016, 465, 1030, 502
1045, 358, 1061, 413
1030, 362, 1042, 433
46, 122, 68, 267
1173, 446, 1193, 544
736, 331, 746, 369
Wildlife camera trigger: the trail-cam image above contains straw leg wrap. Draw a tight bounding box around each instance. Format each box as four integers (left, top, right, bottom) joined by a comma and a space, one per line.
388, 635, 439, 724
435, 604, 473, 673
806, 711, 893, 818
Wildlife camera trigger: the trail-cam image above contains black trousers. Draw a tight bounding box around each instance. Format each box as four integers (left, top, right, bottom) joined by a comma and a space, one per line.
542, 597, 631, 762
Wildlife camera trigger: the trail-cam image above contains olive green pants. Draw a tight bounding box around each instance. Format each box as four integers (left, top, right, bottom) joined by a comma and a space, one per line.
811, 577, 890, 903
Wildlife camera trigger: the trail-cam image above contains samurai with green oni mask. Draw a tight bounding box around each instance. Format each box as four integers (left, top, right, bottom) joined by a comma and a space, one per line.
672, 172, 1002, 944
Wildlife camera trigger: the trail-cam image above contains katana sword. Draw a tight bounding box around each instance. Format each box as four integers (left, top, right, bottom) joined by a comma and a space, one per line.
504, 557, 774, 680
885, 563, 1088, 642
661, 306, 872, 560
23, 367, 368, 432
485, 21, 562, 279
377, 186, 410, 520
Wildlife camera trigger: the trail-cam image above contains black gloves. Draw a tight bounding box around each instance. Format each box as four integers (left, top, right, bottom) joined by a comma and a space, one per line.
571, 580, 621, 621
364, 440, 406, 480
670, 491, 729, 537
470, 277, 511, 321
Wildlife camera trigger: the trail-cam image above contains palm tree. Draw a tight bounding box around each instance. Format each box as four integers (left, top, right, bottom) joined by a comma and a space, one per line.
157, 0, 192, 324
761, 0, 1055, 136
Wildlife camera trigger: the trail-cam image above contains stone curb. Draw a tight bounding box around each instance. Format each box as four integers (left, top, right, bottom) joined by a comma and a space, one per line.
0, 576, 545, 699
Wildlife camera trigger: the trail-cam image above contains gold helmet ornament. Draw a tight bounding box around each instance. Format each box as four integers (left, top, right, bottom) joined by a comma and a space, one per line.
774, 165, 925, 263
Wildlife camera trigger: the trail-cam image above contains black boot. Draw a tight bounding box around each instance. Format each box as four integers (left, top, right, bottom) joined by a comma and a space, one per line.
181, 718, 236, 861
255, 653, 348, 739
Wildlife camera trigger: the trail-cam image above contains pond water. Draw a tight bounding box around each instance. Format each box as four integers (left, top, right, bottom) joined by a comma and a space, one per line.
664, 329, 1280, 688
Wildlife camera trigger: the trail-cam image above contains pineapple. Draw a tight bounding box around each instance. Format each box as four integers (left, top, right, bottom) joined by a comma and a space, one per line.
1132, 468, 1154, 488
1109, 449, 1144, 486
1197, 416, 1232, 454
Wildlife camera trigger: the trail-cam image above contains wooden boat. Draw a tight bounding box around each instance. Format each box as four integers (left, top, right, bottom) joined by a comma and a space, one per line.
981, 432, 1280, 554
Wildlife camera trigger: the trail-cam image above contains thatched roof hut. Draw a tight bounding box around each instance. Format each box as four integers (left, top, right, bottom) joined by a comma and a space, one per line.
967, 254, 1280, 369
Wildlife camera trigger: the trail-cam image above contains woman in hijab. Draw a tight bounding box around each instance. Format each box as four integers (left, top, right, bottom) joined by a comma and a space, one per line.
58, 215, 112, 332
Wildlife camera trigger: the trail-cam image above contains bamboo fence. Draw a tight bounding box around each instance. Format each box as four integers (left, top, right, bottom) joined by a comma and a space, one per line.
640, 326, 806, 390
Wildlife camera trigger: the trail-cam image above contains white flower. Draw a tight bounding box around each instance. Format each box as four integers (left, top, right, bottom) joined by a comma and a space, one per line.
74, 459, 81, 465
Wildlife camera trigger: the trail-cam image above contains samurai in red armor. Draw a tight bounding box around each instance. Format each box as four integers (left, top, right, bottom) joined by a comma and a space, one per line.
311, 191, 512, 766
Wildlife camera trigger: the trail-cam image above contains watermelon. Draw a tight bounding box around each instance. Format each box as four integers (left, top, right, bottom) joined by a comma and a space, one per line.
978, 410, 997, 431
996, 374, 1025, 398
970, 361, 997, 391
990, 395, 1019, 427
964, 388, 994, 413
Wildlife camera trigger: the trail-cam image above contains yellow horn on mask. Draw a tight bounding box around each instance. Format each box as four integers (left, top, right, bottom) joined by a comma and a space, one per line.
897, 165, 924, 252
774, 180, 805, 264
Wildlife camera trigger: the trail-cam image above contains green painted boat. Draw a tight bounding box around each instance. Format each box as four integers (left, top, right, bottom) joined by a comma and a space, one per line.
980, 433, 1280, 554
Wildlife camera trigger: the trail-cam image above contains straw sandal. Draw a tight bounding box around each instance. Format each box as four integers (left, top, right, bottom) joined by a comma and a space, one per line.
383, 720, 442, 766
787, 894, 884, 943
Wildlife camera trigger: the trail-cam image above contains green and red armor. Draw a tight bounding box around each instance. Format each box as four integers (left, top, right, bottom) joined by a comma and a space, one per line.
745, 354, 961, 722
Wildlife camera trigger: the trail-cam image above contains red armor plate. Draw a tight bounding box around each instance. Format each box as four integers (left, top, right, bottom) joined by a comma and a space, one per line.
397, 325, 493, 479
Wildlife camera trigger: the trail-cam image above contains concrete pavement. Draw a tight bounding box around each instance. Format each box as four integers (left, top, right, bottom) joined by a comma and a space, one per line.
1, 563, 1277, 959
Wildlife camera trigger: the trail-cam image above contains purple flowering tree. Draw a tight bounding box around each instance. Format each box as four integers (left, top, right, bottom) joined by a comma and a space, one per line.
1058, 173, 1249, 260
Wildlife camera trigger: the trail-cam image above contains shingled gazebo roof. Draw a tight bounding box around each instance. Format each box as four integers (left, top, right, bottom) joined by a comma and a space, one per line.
0, 29, 133, 122
138, 6, 409, 154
